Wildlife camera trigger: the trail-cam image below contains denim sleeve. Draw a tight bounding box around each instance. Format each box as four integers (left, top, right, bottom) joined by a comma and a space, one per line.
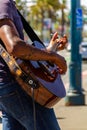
0, 0, 13, 20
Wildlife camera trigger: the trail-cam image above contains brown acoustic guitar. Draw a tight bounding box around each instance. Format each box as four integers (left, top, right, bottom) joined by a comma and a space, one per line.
0, 41, 66, 108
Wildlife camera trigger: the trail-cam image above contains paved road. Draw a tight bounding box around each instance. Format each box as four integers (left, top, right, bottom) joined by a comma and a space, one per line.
55, 50, 87, 130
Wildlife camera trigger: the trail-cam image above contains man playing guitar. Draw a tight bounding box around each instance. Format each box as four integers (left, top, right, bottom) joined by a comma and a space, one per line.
0, 0, 67, 130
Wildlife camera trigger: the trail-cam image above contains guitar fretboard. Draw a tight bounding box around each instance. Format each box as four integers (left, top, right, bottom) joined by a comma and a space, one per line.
0, 44, 38, 88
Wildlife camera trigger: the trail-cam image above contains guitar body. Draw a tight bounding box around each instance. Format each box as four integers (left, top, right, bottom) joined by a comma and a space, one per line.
15, 41, 66, 108
0, 41, 66, 108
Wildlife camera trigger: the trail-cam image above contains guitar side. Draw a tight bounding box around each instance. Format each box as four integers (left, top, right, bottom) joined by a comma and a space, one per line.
16, 41, 66, 107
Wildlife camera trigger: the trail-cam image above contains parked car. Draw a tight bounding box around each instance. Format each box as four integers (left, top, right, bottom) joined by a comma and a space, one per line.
66, 38, 87, 60
81, 39, 87, 60
66, 42, 71, 52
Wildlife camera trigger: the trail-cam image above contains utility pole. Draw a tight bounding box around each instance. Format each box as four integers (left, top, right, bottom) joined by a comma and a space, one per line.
65, 0, 85, 105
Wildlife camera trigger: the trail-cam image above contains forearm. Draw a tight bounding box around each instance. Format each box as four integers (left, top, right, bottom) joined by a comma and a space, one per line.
12, 41, 56, 62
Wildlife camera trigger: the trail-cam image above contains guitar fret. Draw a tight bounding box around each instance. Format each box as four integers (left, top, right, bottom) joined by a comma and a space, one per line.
0, 44, 22, 75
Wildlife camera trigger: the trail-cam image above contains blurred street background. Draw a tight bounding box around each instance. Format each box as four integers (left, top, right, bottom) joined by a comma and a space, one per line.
0, 0, 87, 129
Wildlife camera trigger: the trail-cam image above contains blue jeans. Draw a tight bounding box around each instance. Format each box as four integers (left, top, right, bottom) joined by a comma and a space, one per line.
0, 82, 61, 130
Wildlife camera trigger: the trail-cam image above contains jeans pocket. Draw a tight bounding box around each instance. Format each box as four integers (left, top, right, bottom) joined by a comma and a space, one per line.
0, 90, 25, 120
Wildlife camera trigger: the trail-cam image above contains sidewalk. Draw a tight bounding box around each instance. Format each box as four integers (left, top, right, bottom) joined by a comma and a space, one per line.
54, 70, 87, 130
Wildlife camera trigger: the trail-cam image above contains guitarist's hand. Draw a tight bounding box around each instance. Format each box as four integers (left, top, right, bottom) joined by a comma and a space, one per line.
46, 32, 67, 74
52, 53, 67, 74
47, 32, 68, 52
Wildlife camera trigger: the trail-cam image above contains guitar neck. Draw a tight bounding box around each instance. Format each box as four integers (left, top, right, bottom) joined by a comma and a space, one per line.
0, 44, 38, 88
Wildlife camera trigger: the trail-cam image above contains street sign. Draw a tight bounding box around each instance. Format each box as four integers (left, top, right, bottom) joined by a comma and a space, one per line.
76, 8, 83, 28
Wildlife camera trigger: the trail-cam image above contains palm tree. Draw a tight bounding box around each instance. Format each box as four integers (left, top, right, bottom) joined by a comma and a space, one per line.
29, 0, 61, 40
59, 0, 67, 36
15, 0, 68, 40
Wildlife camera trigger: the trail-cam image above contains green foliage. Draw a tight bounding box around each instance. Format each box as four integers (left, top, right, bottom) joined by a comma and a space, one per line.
15, 0, 26, 10
15, 0, 69, 39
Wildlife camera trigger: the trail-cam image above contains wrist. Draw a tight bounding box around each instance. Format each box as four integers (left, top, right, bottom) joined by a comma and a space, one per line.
46, 44, 57, 52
